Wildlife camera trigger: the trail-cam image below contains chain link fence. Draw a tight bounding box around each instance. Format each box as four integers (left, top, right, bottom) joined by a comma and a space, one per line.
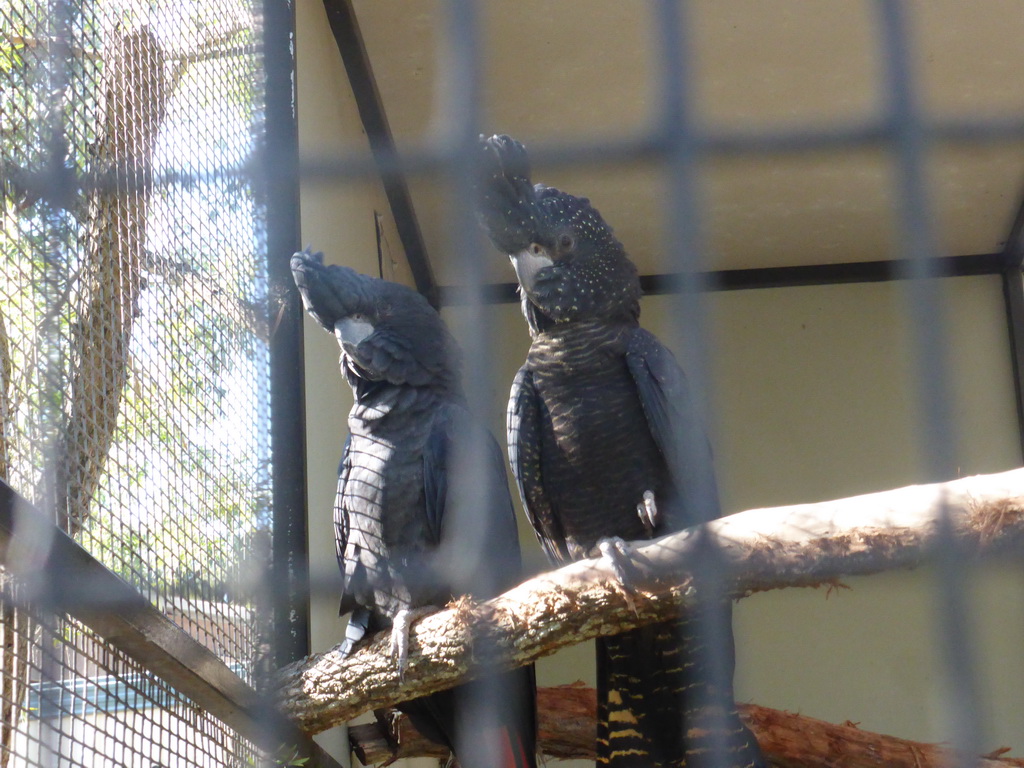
0, 0, 276, 764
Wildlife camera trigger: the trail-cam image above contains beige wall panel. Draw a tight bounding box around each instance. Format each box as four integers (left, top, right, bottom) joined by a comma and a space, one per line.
347, 1, 1024, 275
928, 142, 1024, 258
913, 0, 1024, 119
700, 277, 1020, 747
698, 276, 1020, 511
703, 149, 898, 270
736, 563, 1024, 748
690, 0, 881, 127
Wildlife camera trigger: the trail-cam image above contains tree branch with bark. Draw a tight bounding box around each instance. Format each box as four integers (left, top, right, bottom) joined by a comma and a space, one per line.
275, 468, 1024, 762
347, 684, 1024, 768
50, 27, 168, 536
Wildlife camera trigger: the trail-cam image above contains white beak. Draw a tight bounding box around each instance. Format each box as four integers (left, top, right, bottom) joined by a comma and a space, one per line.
334, 317, 374, 351
510, 248, 554, 291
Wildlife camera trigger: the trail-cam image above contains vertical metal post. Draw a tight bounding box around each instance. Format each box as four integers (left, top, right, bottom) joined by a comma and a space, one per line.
1000, 197, 1024, 461
263, 0, 309, 671
876, 2, 980, 764
654, 3, 733, 766
878, 0, 957, 478
1002, 266, 1024, 461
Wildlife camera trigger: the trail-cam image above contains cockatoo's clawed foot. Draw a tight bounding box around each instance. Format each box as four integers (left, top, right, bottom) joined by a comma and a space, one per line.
597, 536, 639, 614
637, 490, 658, 538
389, 607, 436, 680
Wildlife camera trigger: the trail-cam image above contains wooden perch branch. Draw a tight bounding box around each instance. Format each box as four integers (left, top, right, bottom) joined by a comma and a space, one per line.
347, 685, 1024, 768
275, 468, 1024, 736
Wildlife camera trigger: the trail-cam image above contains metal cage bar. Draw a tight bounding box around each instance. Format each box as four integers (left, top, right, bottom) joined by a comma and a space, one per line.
1, 0, 1023, 766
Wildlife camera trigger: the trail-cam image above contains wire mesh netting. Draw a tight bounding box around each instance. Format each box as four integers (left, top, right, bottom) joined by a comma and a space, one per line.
7, 611, 256, 767
1, 0, 272, 764
1, 0, 1024, 766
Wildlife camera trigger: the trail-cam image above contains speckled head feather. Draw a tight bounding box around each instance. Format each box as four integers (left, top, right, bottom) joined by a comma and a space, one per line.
475, 134, 545, 254
476, 135, 625, 258
476, 135, 641, 334
532, 185, 623, 258
291, 249, 462, 391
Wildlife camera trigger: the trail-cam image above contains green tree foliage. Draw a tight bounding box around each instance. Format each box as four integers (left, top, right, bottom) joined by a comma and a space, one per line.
1, 0, 269, 672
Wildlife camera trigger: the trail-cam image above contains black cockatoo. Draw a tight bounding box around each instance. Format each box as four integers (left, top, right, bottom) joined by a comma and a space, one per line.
475, 135, 765, 768
291, 250, 537, 768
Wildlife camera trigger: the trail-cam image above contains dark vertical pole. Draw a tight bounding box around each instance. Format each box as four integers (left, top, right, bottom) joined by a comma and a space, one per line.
1001, 196, 1024, 461
654, 4, 733, 766
263, 0, 309, 671
1002, 266, 1024, 461
877, 3, 979, 765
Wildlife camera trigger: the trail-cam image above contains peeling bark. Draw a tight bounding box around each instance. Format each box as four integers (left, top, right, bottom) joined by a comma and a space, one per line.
0, 602, 28, 768
348, 685, 1024, 767
51, 28, 167, 536
275, 468, 1024, 735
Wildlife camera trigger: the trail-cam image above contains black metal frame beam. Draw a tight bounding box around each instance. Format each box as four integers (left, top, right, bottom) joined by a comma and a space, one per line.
263, 4, 349, 764
1000, 192, 1024, 460
647, 252, 1004, 293
0, 480, 342, 768
321, 0, 439, 308
437, 252, 1006, 306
